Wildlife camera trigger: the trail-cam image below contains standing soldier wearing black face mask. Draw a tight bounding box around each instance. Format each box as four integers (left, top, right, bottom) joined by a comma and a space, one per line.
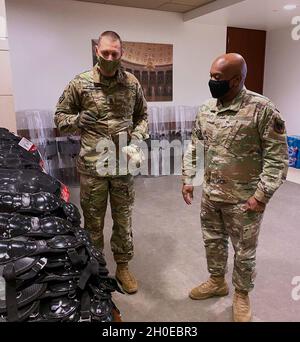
182, 53, 288, 322
54, 31, 149, 294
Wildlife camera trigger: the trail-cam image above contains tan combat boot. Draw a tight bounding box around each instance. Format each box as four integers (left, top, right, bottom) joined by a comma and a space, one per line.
233, 289, 252, 322
189, 276, 229, 300
115, 263, 138, 294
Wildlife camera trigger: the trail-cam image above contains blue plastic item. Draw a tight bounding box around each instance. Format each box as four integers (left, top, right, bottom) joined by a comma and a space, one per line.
287, 136, 300, 169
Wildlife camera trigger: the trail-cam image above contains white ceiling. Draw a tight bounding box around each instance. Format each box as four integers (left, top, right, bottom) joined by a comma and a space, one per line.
75, 0, 215, 13
189, 0, 300, 30
74, 0, 300, 30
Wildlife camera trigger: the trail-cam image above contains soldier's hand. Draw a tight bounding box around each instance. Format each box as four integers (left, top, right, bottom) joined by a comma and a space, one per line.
245, 196, 266, 213
78, 111, 97, 128
182, 185, 194, 205
122, 144, 145, 167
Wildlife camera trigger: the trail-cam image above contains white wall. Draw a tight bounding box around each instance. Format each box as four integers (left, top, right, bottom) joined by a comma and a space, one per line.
6, 0, 226, 113
0, 0, 16, 132
264, 26, 300, 135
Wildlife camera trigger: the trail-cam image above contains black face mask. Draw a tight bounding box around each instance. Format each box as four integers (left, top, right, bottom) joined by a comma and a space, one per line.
209, 79, 232, 99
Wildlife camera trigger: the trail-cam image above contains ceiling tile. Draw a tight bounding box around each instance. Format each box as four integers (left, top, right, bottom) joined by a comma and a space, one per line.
75, 0, 216, 12
78, 0, 107, 4
106, 0, 167, 10
170, 0, 214, 6
157, 2, 194, 12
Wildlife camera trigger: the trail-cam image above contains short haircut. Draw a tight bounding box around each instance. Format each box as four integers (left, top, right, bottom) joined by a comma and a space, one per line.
98, 31, 123, 48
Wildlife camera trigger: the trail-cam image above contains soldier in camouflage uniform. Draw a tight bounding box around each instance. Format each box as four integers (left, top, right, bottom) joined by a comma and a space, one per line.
54, 31, 149, 294
182, 53, 288, 322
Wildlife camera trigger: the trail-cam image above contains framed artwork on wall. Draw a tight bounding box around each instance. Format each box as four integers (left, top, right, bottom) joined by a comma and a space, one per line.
92, 40, 173, 102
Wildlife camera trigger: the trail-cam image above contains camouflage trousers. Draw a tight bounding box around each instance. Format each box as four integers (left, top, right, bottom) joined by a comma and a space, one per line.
201, 194, 264, 292
80, 173, 135, 264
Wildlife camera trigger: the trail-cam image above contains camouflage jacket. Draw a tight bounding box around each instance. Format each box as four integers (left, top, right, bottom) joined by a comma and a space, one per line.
183, 87, 289, 204
54, 65, 149, 176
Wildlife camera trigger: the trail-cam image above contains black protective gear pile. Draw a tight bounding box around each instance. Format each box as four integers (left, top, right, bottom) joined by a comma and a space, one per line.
0, 128, 121, 322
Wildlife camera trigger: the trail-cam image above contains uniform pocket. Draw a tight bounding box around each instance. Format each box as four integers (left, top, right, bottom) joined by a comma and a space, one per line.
222, 121, 241, 149
203, 114, 216, 143
242, 211, 263, 244
82, 87, 106, 117
226, 118, 259, 156
112, 90, 135, 118
79, 174, 92, 202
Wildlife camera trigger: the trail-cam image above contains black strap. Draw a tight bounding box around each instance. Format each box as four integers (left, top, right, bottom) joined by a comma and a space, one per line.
80, 290, 91, 321
19, 258, 47, 281
78, 259, 98, 290
67, 249, 88, 266
79, 249, 88, 265
3, 263, 19, 322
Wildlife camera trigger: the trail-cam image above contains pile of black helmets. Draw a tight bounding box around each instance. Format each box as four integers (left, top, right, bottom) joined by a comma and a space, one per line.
0, 127, 122, 322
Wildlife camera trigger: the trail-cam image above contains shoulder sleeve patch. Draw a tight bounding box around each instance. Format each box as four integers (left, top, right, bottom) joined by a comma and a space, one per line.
273, 116, 285, 134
